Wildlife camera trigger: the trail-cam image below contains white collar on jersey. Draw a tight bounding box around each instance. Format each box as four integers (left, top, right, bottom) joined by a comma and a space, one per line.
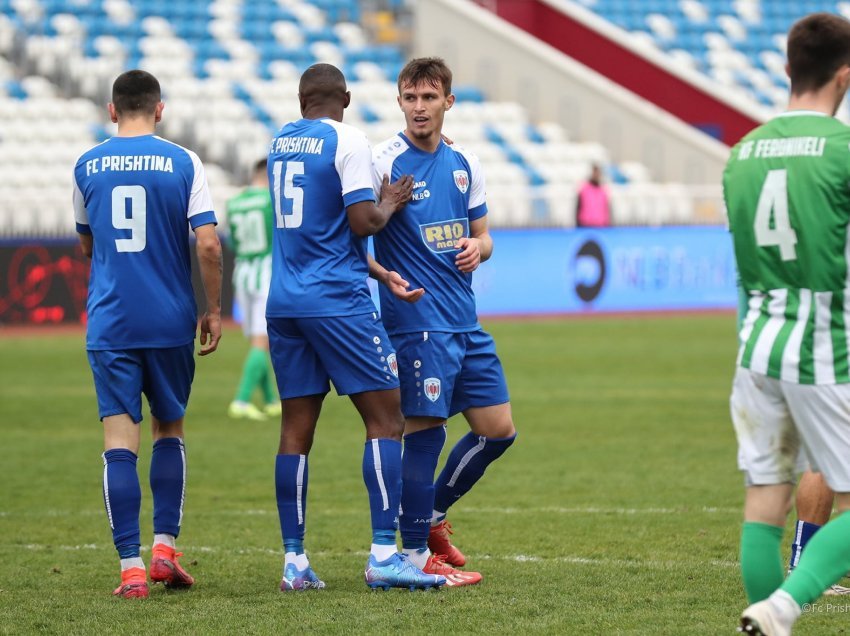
776, 110, 830, 118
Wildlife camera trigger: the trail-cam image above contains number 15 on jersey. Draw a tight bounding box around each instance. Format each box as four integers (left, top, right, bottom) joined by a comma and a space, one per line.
272, 160, 304, 229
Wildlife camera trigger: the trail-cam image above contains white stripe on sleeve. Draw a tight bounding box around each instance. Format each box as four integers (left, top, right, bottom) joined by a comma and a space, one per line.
73, 178, 89, 226
186, 150, 214, 219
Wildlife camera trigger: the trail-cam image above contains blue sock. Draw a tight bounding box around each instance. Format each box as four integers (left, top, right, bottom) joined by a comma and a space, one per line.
363, 438, 402, 545
276, 454, 307, 554
400, 426, 446, 550
789, 520, 822, 571
102, 449, 142, 559
150, 437, 186, 538
434, 432, 517, 515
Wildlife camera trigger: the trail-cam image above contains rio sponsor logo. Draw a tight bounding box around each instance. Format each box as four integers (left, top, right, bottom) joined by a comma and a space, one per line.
419, 218, 469, 253
423, 377, 441, 402
453, 170, 469, 193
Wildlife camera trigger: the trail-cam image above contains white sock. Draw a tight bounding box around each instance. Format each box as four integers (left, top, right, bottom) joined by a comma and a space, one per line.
285, 551, 309, 570
370, 543, 398, 562
120, 557, 145, 571
402, 547, 430, 570
431, 511, 446, 525
153, 533, 175, 549
769, 589, 803, 624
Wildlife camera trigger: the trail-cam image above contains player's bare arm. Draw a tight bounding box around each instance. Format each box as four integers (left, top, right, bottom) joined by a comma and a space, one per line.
78, 233, 93, 259
368, 254, 425, 303
347, 174, 414, 237
455, 216, 493, 273
194, 223, 223, 355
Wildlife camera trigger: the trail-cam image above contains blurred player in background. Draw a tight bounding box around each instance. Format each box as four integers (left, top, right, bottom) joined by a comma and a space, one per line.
266, 63, 444, 591
225, 158, 279, 421
73, 70, 222, 598
369, 57, 517, 586
723, 13, 850, 635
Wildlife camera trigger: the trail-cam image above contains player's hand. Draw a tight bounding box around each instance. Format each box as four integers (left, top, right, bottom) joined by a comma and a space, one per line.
441, 133, 454, 145
198, 311, 221, 355
454, 237, 481, 273
381, 174, 414, 212
385, 270, 425, 303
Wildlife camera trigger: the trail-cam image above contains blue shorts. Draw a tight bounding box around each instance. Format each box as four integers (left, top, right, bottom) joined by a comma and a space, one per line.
87, 344, 195, 424
391, 329, 509, 419
268, 312, 400, 399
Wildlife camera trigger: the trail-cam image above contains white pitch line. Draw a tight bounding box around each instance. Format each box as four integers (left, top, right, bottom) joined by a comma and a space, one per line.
8, 543, 738, 570
0, 505, 739, 517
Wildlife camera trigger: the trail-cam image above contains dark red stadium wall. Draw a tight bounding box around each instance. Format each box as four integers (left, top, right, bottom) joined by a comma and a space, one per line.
0, 241, 236, 325
475, 0, 759, 146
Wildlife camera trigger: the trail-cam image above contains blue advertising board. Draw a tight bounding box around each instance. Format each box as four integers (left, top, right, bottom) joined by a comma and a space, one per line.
472, 226, 737, 315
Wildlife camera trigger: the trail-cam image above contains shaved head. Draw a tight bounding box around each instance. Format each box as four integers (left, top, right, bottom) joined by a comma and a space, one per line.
299, 63, 348, 106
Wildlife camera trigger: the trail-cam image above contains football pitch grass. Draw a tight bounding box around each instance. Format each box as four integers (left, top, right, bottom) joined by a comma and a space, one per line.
0, 315, 842, 634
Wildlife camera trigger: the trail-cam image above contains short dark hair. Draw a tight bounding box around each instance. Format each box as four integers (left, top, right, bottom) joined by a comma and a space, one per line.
397, 57, 452, 96
298, 63, 347, 101
787, 13, 850, 94
111, 70, 161, 116
253, 158, 268, 175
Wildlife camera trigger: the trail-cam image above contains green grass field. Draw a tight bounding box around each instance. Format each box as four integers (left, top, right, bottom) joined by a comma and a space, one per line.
0, 315, 844, 634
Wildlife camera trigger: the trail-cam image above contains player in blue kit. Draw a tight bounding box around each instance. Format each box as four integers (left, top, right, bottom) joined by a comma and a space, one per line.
369, 58, 517, 586
73, 70, 222, 598
266, 63, 445, 591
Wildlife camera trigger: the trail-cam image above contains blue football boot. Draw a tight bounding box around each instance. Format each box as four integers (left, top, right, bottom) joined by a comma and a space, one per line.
280, 562, 326, 591
364, 553, 446, 591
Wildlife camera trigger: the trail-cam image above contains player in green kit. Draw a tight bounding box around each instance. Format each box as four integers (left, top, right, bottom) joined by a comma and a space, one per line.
724, 13, 850, 635
226, 159, 279, 421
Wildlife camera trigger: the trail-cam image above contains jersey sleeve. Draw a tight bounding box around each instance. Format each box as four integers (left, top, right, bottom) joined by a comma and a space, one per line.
334, 124, 376, 207
186, 150, 217, 229
72, 173, 91, 235
371, 136, 405, 200
371, 149, 384, 199
466, 150, 488, 220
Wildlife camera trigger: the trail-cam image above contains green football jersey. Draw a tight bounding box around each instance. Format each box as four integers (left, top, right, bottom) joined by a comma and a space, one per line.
226, 186, 274, 294
724, 110, 850, 384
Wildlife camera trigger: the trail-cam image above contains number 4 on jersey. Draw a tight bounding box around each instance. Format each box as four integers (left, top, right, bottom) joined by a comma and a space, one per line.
754, 169, 797, 261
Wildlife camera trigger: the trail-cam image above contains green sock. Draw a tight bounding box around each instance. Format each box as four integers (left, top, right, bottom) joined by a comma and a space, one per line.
235, 347, 268, 403
260, 357, 276, 404
740, 521, 785, 603
782, 510, 850, 606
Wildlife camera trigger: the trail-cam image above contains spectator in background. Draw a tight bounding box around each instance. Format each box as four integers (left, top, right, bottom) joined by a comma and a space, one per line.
575, 164, 611, 228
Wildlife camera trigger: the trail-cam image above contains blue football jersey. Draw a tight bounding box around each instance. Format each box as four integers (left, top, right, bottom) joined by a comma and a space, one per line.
266, 118, 376, 317
73, 134, 217, 350
371, 134, 488, 335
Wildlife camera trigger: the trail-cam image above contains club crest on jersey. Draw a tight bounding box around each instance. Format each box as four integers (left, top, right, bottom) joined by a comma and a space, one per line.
453, 170, 469, 194
419, 218, 469, 253
387, 353, 398, 378
423, 377, 441, 402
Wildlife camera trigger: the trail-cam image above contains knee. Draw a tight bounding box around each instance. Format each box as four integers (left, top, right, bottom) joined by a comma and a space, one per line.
477, 415, 516, 440
366, 412, 405, 441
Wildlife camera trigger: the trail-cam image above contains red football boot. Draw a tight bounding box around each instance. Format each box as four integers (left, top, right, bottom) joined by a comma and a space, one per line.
150, 544, 195, 588
428, 520, 466, 567
113, 567, 149, 599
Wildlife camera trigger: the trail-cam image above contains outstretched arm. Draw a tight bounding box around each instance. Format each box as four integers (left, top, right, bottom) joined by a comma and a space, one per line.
194, 223, 223, 355
368, 254, 425, 303
455, 215, 493, 273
